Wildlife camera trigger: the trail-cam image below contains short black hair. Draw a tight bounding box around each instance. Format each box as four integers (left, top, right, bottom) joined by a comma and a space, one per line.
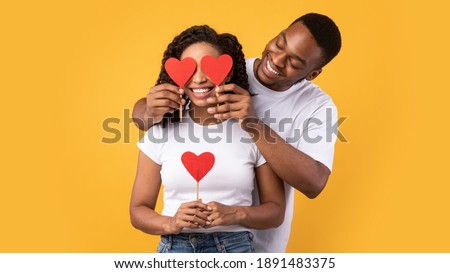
291, 13, 342, 68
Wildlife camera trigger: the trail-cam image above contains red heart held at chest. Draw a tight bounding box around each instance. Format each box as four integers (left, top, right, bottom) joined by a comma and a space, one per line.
200, 54, 233, 86
164, 57, 197, 87
181, 152, 215, 183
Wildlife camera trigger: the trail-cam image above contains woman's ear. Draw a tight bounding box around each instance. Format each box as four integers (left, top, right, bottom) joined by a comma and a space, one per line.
225, 68, 234, 83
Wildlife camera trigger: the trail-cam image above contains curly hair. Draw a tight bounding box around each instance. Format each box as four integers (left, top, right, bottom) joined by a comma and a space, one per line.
156, 25, 249, 126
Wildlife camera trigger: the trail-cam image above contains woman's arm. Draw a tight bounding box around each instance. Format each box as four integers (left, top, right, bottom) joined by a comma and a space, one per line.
206, 163, 285, 229
130, 151, 210, 235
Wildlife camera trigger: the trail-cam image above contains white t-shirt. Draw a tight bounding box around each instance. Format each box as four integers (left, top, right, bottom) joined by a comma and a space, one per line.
247, 58, 338, 252
137, 111, 266, 233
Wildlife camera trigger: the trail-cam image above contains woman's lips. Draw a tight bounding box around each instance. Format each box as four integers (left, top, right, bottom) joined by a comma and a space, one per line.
189, 87, 214, 99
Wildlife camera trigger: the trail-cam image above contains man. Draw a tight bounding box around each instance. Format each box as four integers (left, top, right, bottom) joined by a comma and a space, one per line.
132, 13, 341, 252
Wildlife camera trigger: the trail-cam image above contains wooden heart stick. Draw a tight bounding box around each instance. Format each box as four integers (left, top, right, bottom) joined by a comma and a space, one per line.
179, 88, 183, 120
215, 86, 221, 122
200, 54, 233, 122
196, 183, 200, 200
181, 151, 215, 202
164, 57, 197, 122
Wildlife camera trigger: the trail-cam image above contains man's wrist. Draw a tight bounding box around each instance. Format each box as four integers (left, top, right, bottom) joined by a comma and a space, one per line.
142, 110, 166, 130
240, 116, 262, 131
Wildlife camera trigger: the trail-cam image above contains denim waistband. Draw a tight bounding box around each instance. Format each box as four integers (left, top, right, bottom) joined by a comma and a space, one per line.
161, 231, 253, 249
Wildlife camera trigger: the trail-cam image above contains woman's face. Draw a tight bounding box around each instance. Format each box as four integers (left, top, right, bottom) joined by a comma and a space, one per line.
180, 42, 222, 107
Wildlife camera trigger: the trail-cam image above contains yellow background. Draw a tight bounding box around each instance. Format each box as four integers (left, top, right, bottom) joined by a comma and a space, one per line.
1, 0, 449, 252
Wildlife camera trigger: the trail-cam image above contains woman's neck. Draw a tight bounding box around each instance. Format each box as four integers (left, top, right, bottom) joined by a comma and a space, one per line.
188, 106, 223, 126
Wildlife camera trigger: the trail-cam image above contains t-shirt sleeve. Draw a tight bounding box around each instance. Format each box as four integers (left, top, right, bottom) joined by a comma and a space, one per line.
136, 125, 164, 165
255, 147, 267, 167
298, 104, 338, 172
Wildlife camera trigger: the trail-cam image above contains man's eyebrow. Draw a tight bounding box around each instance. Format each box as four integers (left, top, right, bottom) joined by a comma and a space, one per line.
281, 32, 307, 65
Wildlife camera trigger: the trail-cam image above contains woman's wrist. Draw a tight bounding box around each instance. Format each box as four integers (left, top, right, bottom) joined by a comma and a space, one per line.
234, 206, 248, 226
161, 216, 178, 234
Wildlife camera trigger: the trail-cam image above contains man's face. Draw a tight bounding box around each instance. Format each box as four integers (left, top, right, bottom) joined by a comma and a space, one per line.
255, 22, 324, 91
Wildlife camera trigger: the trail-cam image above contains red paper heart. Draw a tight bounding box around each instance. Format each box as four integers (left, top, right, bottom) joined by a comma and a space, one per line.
201, 54, 233, 86
164, 57, 197, 87
181, 152, 215, 183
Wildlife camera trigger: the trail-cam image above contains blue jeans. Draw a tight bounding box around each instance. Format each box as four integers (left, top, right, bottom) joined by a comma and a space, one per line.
156, 231, 255, 253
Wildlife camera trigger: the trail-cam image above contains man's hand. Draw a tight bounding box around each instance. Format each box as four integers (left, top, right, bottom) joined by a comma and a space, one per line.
144, 84, 186, 124
206, 84, 257, 125
163, 200, 212, 234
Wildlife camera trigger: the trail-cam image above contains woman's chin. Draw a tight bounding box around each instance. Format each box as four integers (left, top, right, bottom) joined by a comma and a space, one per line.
189, 99, 209, 108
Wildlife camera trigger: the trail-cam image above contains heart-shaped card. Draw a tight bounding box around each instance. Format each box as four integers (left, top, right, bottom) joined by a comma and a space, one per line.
201, 54, 233, 86
181, 151, 215, 200
164, 57, 197, 87
181, 151, 215, 183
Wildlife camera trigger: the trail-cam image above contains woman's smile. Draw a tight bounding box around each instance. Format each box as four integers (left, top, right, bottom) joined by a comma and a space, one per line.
189, 86, 214, 99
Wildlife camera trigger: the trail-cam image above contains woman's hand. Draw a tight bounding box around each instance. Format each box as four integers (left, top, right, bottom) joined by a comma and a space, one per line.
163, 200, 212, 234
204, 201, 241, 228
144, 83, 185, 124
206, 83, 257, 126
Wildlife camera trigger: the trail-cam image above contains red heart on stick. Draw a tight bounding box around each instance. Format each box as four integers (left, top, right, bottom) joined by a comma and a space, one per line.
164, 57, 197, 87
181, 152, 215, 183
201, 54, 233, 86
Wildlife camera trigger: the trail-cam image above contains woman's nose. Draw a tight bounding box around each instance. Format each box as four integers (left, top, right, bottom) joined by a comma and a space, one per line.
191, 67, 207, 84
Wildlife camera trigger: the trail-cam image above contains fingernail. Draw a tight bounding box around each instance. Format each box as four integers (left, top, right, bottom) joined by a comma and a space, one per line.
207, 206, 212, 210
179, 88, 184, 94
181, 99, 186, 105
207, 217, 212, 221
206, 221, 211, 225
215, 86, 220, 92
206, 98, 214, 103
214, 114, 220, 119
207, 108, 214, 113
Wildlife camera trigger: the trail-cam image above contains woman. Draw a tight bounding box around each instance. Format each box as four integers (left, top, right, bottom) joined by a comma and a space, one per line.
130, 25, 285, 253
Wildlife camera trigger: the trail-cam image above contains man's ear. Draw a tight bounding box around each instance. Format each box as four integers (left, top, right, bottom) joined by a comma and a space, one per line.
306, 69, 322, 81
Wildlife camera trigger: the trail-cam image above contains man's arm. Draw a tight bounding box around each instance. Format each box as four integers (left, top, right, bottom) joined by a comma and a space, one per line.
244, 120, 330, 199
207, 84, 331, 199
132, 98, 149, 131
132, 84, 185, 131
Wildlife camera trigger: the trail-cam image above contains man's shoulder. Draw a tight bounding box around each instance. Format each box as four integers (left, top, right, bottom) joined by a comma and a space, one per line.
292, 80, 336, 108
245, 58, 256, 75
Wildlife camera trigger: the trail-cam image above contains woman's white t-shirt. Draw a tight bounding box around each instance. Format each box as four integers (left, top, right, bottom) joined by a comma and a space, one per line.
137, 111, 266, 233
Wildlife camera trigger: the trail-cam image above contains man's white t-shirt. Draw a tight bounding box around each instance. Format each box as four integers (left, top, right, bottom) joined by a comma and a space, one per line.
137, 111, 266, 233
246, 58, 338, 252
